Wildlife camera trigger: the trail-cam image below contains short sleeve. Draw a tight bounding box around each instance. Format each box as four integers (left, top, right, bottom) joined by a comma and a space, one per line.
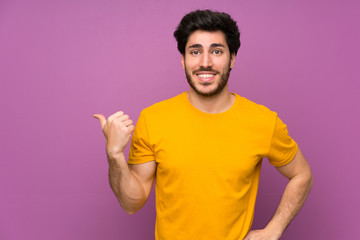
128, 112, 155, 164
267, 116, 298, 167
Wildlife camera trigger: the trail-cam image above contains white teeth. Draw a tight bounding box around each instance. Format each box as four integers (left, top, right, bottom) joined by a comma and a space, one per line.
198, 74, 214, 78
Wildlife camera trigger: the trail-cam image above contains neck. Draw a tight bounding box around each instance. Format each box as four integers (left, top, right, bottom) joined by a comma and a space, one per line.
187, 86, 235, 114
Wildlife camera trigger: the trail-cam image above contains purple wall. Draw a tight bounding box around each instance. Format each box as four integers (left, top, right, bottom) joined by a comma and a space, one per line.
1, 0, 359, 239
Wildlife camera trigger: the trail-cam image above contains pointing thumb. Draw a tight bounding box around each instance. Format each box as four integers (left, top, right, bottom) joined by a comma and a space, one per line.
93, 114, 106, 129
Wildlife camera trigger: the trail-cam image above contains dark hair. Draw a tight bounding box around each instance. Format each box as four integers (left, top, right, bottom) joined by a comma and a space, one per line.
173, 10, 241, 56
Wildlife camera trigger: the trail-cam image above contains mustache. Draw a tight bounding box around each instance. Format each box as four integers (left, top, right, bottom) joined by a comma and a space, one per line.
192, 67, 220, 75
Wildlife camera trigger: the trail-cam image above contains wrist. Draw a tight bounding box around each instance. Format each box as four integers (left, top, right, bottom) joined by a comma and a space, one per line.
106, 147, 124, 159
106, 150, 125, 165
264, 224, 283, 239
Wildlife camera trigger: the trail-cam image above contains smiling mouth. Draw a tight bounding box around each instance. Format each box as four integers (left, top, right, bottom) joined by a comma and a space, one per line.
197, 73, 216, 78
196, 72, 217, 82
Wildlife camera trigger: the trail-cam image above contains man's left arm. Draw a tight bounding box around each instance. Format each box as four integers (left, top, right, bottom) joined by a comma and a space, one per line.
244, 148, 313, 240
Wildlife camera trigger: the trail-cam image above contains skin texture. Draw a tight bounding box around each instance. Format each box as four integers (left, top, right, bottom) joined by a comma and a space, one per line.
183, 32, 232, 98
93, 112, 156, 214
94, 30, 313, 239
243, 149, 313, 240
181, 30, 236, 114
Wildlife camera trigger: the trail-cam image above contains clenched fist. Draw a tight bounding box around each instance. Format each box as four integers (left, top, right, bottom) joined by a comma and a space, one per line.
93, 111, 135, 160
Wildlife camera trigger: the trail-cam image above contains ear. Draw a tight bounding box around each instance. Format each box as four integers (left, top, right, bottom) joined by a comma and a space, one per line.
230, 53, 235, 69
181, 54, 185, 70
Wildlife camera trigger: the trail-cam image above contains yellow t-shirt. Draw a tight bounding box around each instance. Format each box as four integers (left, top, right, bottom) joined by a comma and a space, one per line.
128, 92, 298, 240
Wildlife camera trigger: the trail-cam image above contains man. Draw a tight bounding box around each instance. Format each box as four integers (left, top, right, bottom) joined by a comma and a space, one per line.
94, 10, 313, 240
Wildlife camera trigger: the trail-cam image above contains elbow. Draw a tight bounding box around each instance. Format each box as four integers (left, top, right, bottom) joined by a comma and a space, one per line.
307, 164, 314, 187
302, 168, 313, 194
124, 205, 144, 215
300, 162, 313, 192
308, 172, 314, 190
125, 209, 137, 215
120, 201, 145, 215
294, 168, 313, 194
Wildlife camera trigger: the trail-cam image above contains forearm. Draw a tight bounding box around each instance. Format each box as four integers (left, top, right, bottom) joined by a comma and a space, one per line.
265, 173, 313, 238
107, 152, 147, 214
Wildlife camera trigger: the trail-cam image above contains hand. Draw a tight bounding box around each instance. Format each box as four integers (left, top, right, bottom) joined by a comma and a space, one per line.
93, 111, 135, 159
243, 229, 280, 240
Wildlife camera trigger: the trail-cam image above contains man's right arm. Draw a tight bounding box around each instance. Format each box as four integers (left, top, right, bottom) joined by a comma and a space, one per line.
94, 111, 156, 215
108, 154, 156, 214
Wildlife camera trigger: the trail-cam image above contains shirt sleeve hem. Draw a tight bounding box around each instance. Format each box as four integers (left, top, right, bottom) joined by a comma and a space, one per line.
271, 142, 299, 167
128, 157, 155, 165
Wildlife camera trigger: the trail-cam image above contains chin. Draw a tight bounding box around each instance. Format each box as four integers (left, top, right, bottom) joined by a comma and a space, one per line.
186, 71, 229, 97
192, 85, 224, 97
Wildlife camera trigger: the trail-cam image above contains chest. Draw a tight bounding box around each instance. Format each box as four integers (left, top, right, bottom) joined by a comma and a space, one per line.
152, 118, 269, 187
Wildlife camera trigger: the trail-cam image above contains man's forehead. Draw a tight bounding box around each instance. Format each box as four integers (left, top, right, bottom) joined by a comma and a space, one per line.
186, 30, 228, 48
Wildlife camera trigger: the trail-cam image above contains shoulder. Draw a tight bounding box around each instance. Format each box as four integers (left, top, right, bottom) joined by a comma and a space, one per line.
140, 92, 186, 118
234, 93, 278, 120
233, 94, 286, 146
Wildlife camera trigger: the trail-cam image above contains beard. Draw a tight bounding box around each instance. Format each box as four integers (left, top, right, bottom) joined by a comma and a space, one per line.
185, 64, 231, 97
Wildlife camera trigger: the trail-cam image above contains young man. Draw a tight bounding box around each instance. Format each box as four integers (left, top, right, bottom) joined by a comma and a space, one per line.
94, 10, 313, 240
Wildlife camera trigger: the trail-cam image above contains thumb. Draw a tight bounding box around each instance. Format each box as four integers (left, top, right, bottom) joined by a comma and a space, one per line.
93, 114, 107, 129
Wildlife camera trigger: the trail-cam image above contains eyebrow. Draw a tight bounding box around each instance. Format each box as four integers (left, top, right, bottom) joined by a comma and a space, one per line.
188, 43, 226, 49
210, 43, 225, 48
189, 44, 203, 49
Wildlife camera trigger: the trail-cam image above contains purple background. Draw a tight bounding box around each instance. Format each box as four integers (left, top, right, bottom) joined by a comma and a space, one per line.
1, 0, 359, 239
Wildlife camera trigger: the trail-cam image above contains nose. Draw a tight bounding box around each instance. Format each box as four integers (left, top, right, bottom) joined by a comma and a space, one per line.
200, 51, 213, 68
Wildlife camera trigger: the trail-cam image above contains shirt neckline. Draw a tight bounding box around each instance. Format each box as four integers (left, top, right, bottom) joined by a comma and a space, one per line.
181, 91, 240, 118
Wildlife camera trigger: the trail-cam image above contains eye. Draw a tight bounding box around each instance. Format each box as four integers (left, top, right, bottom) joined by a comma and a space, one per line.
213, 49, 222, 55
190, 50, 200, 55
